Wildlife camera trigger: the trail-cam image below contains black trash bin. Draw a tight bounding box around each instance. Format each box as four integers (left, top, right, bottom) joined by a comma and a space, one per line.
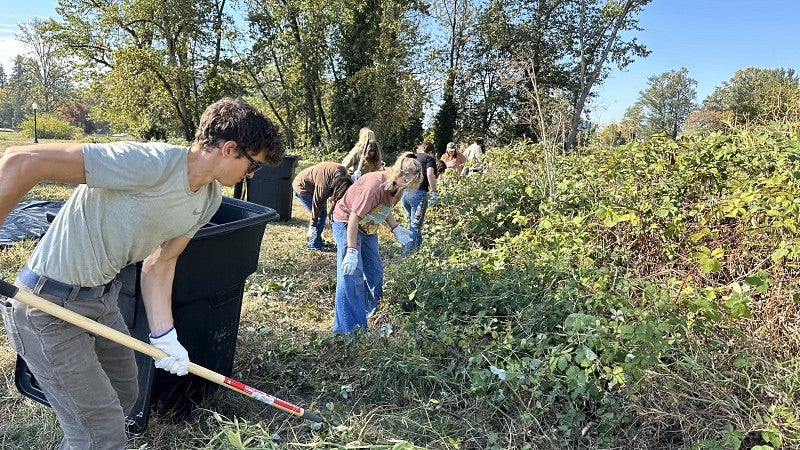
14, 196, 279, 435
244, 155, 300, 221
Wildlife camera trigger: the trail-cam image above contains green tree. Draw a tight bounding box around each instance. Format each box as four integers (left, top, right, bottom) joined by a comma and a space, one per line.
17, 18, 74, 112
459, 0, 570, 145
704, 67, 800, 126
457, 3, 517, 144
682, 108, 733, 136
330, 0, 384, 150
246, 0, 337, 149
563, 0, 652, 151
329, 0, 425, 154
631, 67, 697, 139
54, 0, 242, 140
3, 56, 37, 128
622, 100, 644, 140
429, 0, 477, 153
471, 0, 650, 150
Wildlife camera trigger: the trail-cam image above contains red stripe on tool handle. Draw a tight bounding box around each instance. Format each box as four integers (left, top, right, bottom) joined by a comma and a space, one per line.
224, 377, 303, 415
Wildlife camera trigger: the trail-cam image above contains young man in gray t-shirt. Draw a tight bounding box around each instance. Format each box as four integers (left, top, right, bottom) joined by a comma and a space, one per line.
0, 97, 284, 449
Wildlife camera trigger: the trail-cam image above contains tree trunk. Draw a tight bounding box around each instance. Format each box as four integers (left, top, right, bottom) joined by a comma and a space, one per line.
566, 0, 642, 152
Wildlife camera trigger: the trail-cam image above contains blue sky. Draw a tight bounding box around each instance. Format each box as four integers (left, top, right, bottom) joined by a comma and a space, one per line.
2, 0, 799, 126
0, 0, 56, 71
591, 0, 800, 125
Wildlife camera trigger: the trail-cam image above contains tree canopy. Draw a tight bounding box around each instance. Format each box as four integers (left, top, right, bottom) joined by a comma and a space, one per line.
10, 1, 795, 153
626, 67, 697, 139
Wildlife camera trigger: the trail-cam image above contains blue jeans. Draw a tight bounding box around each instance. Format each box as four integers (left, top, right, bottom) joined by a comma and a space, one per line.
401, 189, 429, 254
332, 221, 383, 334
293, 189, 326, 249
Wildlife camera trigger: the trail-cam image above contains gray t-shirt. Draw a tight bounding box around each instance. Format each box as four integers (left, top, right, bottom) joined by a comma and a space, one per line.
27, 141, 222, 286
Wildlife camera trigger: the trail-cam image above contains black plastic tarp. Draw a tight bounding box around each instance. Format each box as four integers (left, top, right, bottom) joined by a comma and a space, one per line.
0, 200, 65, 247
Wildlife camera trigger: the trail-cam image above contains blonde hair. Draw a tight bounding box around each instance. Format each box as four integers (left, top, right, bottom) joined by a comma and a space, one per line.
383, 152, 422, 192
350, 128, 382, 171
356, 127, 375, 146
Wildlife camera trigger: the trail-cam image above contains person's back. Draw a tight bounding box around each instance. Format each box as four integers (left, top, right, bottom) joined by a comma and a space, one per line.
292, 162, 351, 250
462, 138, 485, 175
464, 137, 484, 162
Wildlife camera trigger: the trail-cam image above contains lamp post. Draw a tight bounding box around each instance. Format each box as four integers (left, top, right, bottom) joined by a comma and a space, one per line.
31, 102, 39, 143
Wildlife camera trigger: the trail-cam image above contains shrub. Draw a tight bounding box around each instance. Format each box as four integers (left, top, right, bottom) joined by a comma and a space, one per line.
20, 112, 84, 140
385, 124, 800, 447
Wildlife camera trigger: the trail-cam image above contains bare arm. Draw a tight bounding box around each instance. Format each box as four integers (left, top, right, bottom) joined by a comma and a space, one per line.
0, 143, 86, 224
385, 212, 399, 231
140, 235, 191, 336
346, 211, 361, 248
426, 167, 437, 193
341, 149, 358, 172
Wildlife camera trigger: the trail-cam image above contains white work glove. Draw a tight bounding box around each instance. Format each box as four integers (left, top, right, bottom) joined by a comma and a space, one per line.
342, 247, 359, 275
350, 170, 362, 183
428, 192, 439, 205
149, 327, 190, 376
306, 225, 317, 239
392, 225, 413, 246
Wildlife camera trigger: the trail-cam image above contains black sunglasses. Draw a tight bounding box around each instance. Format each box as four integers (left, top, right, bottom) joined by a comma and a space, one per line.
238, 147, 263, 174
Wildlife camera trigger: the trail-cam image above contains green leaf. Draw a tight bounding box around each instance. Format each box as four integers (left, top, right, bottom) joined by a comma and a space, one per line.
698, 257, 722, 273
744, 275, 764, 287
732, 358, 751, 369
724, 293, 751, 319
557, 354, 570, 372
582, 345, 598, 362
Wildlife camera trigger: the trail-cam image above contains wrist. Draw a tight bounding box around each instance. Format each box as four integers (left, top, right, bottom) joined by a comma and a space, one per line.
149, 326, 175, 339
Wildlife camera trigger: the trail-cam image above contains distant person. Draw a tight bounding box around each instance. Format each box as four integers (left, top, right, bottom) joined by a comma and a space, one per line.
441, 142, 466, 177
342, 127, 383, 181
436, 159, 447, 180
292, 162, 353, 250
462, 137, 484, 175
330, 153, 421, 334
401, 141, 438, 254
0, 98, 284, 449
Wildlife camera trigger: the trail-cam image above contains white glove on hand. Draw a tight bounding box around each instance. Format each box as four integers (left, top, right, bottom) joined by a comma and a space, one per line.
428, 192, 439, 205
392, 226, 413, 246
149, 327, 190, 376
342, 247, 359, 275
306, 225, 317, 239
350, 170, 362, 183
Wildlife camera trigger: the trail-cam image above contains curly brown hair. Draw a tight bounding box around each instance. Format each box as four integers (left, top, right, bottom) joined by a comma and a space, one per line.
195, 97, 285, 166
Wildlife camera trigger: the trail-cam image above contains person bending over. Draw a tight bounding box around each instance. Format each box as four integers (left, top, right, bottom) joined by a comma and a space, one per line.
0, 97, 284, 450
330, 153, 421, 333
292, 162, 353, 250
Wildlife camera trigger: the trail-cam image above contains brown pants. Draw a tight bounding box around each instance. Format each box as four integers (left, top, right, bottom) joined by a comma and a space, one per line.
2, 278, 138, 450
